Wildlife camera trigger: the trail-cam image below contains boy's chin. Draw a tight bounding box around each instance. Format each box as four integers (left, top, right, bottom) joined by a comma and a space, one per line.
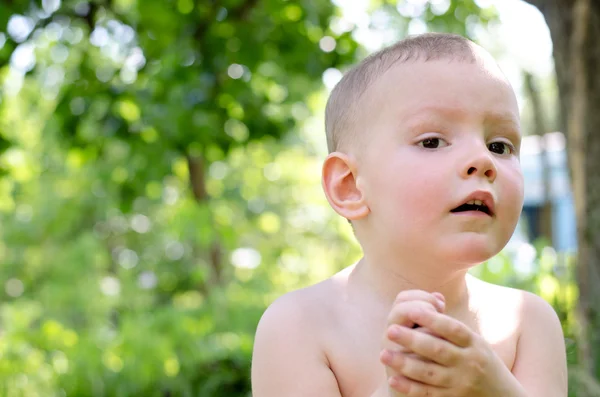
437, 239, 503, 267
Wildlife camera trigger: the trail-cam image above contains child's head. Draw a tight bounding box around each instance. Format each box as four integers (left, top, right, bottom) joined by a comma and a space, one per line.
322, 33, 524, 269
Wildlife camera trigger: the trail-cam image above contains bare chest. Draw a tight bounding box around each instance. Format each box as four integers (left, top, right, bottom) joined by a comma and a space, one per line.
325, 309, 519, 397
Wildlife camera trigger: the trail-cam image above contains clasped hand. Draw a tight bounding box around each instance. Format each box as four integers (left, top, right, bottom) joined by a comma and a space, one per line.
380, 291, 507, 397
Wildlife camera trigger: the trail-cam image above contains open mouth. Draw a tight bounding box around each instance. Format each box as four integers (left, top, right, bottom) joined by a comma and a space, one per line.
451, 200, 492, 216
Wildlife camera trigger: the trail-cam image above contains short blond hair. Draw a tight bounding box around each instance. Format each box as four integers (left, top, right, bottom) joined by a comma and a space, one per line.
324, 33, 478, 153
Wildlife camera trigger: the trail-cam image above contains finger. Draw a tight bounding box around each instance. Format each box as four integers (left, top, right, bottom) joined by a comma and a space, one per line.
395, 290, 446, 312
387, 325, 459, 366
387, 300, 440, 328
409, 309, 472, 348
389, 374, 447, 396
381, 349, 421, 367
381, 349, 452, 388
432, 292, 445, 305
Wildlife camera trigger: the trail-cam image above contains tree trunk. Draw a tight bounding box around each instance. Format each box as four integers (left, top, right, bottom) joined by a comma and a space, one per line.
187, 153, 223, 286
525, 0, 600, 379
523, 72, 553, 244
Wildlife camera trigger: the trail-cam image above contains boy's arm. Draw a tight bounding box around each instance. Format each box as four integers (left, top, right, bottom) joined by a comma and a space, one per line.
511, 292, 568, 397
251, 295, 344, 397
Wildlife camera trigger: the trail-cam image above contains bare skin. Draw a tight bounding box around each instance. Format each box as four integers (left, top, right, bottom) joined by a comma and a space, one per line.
252, 263, 567, 397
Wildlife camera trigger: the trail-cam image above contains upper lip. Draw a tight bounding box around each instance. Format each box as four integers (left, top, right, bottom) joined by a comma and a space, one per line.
451, 190, 496, 216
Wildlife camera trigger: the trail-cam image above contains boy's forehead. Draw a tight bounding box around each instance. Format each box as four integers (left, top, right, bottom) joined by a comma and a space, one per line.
363, 57, 518, 118
374, 43, 504, 83
381, 56, 507, 88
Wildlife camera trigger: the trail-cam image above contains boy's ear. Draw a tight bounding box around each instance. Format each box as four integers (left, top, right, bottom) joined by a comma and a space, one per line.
321, 152, 370, 220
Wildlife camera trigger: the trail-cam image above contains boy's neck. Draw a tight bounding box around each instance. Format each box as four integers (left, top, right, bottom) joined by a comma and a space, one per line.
349, 256, 472, 315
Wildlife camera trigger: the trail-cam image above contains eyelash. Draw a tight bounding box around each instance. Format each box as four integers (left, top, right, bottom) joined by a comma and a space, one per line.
417, 137, 516, 155
418, 137, 448, 149
488, 141, 516, 155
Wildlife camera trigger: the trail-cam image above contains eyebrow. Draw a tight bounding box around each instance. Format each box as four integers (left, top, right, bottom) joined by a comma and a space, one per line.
401, 106, 521, 130
405, 105, 519, 123
484, 111, 520, 127
406, 106, 520, 130
484, 112, 521, 136
400, 106, 465, 130
401, 107, 522, 144
484, 113, 522, 149
406, 105, 467, 120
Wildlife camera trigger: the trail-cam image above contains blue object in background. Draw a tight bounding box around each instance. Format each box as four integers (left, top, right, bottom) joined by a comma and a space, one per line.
519, 132, 577, 253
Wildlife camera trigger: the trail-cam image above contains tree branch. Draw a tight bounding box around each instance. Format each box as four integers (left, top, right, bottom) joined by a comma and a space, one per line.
186, 154, 208, 202
229, 0, 259, 21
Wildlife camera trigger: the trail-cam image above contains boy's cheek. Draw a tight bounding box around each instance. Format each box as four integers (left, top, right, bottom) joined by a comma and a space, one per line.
498, 173, 525, 216
502, 164, 525, 193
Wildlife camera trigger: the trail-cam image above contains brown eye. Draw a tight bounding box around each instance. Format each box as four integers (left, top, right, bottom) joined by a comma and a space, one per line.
419, 138, 447, 149
488, 142, 512, 155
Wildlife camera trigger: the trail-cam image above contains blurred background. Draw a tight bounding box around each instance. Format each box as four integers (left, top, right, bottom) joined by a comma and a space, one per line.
0, 0, 598, 396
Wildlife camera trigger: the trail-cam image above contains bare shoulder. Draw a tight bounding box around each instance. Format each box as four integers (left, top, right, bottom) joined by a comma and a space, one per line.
514, 289, 568, 396
467, 275, 562, 330
251, 270, 349, 397
468, 275, 567, 396
517, 288, 564, 331
467, 274, 525, 306
256, 270, 344, 333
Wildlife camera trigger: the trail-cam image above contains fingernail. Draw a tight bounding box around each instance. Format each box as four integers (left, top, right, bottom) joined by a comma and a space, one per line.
380, 349, 393, 363
389, 325, 401, 338
388, 376, 399, 386
434, 293, 445, 310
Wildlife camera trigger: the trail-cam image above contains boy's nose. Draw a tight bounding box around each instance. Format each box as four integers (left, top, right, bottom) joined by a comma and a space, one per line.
461, 149, 497, 182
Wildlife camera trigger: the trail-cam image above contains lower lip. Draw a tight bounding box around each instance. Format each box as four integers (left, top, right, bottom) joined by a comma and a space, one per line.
451, 211, 493, 218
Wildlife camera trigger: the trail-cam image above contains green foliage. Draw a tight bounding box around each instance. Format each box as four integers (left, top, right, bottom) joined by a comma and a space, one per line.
0, 0, 362, 394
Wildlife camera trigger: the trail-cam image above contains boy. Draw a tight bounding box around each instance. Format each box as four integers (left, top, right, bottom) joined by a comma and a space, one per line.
251, 33, 567, 396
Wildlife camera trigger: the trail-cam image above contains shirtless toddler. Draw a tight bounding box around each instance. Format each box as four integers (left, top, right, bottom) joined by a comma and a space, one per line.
251, 33, 568, 397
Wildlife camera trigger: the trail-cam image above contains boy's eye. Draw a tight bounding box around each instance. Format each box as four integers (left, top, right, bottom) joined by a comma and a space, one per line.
418, 138, 447, 149
488, 142, 513, 155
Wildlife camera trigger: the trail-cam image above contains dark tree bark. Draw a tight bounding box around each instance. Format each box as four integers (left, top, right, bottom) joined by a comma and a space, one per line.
523, 72, 553, 243
525, 0, 600, 379
187, 153, 223, 286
